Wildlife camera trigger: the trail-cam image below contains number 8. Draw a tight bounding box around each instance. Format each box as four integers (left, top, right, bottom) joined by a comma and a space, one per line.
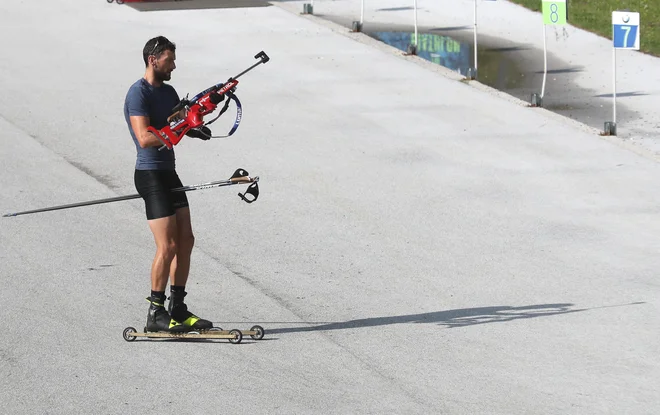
550, 3, 559, 23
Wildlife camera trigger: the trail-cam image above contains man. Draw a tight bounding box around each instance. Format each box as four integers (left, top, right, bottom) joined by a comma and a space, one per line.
123, 36, 214, 333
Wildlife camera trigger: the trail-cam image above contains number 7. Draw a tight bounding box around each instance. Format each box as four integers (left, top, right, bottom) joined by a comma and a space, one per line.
622, 26, 631, 46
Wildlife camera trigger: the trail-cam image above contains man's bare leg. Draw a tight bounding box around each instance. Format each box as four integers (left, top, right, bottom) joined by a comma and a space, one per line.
147, 214, 179, 291
167, 207, 212, 329
144, 213, 188, 332
169, 207, 194, 286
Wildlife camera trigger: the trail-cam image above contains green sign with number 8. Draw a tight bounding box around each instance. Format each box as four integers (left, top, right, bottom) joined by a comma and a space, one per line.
542, 0, 567, 25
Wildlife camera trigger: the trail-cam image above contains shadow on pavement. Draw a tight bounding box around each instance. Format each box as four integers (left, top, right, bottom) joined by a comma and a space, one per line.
264, 302, 645, 334
594, 91, 651, 98
122, 0, 273, 12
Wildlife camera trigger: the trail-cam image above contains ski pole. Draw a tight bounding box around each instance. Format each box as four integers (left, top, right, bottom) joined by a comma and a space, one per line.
3, 169, 259, 218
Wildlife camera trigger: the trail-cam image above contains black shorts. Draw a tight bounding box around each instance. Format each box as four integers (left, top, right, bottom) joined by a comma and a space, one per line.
134, 169, 189, 220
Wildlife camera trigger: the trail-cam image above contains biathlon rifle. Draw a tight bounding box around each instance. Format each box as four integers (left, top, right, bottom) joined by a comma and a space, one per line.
149, 51, 270, 150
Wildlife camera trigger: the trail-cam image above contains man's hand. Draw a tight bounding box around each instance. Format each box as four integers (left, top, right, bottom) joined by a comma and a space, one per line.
209, 91, 225, 104
167, 108, 187, 124
186, 126, 212, 141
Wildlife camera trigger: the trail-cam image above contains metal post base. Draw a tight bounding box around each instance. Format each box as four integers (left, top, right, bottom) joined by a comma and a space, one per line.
351, 21, 363, 32
531, 93, 543, 108
302, 3, 313, 14
406, 44, 417, 55
603, 121, 617, 136
466, 67, 477, 80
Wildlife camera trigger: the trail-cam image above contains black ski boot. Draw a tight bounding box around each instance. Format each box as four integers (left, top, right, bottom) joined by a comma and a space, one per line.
146, 296, 188, 333
168, 288, 213, 330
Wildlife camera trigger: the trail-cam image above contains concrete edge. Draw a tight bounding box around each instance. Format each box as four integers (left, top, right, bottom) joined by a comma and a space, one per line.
269, 1, 660, 164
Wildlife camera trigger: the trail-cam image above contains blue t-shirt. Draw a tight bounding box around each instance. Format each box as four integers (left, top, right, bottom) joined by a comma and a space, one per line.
124, 78, 180, 170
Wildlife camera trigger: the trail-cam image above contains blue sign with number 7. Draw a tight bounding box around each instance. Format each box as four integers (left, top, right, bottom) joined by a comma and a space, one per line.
612, 11, 640, 50
613, 25, 638, 48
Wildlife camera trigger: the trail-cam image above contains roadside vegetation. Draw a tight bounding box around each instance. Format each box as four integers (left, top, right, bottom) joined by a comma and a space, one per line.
508, 0, 659, 56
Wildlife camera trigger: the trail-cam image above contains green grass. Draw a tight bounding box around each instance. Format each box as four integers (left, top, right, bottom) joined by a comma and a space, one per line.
507, 0, 660, 56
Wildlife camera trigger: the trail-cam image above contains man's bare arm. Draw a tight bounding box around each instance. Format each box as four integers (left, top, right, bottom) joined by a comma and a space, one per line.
129, 115, 165, 148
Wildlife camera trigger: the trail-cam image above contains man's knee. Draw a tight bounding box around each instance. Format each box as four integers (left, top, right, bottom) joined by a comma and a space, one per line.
157, 239, 178, 261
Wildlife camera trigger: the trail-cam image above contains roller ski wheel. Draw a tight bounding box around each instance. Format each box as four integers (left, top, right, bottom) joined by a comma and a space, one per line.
123, 327, 137, 342
228, 329, 243, 344
250, 325, 265, 340
205, 328, 242, 344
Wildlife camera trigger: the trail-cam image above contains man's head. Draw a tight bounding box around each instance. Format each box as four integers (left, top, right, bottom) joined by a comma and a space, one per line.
143, 36, 176, 83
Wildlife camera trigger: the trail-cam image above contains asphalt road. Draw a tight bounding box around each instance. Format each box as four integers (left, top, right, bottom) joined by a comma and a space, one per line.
0, 1, 658, 414
297, 0, 660, 151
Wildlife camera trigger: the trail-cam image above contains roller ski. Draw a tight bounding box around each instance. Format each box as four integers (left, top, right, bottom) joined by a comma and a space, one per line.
122, 292, 265, 343
166, 289, 266, 340
122, 325, 265, 344
122, 327, 248, 344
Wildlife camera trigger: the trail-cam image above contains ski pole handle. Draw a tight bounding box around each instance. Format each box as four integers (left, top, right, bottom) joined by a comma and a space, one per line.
238, 181, 259, 203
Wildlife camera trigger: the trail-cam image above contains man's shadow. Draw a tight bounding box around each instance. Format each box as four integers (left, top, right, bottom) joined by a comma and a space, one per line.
264, 302, 643, 335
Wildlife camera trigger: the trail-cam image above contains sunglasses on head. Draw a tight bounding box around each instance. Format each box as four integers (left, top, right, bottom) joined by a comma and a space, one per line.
149, 40, 159, 56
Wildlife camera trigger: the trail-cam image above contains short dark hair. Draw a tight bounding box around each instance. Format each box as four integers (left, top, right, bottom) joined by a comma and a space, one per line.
143, 36, 176, 66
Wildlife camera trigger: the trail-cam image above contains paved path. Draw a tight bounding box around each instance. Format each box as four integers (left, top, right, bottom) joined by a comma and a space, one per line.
0, 0, 658, 413
288, 0, 660, 155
